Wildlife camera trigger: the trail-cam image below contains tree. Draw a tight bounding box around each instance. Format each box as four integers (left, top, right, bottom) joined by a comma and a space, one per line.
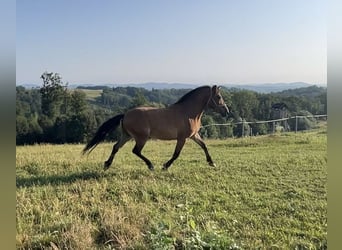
233, 117, 251, 137
16, 115, 29, 144
40, 72, 68, 119
230, 90, 258, 121
256, 94, 278, 121
288, 110, 318, 131
200, 115, 218, 139
70, 90, 87, 115
131, 90, 148, 107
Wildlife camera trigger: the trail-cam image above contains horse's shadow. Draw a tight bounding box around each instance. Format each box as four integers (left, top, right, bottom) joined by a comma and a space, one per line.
16, 170, 111, 188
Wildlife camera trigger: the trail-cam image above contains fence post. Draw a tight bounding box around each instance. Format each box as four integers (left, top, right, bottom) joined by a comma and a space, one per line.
295, 116, 298, 133
272, 121, 275, 134
242, 120, 244, 137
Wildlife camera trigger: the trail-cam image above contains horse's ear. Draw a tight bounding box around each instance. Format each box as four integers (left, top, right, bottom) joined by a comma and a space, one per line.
212, 85, 220, 93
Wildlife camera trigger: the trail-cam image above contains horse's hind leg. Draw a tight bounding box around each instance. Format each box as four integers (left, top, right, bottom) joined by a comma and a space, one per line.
104, 132, 131, 170
191, 133, 216, 167
132, 138, 154, 171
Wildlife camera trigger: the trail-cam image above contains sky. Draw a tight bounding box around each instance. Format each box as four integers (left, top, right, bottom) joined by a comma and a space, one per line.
16, 0, 326, 86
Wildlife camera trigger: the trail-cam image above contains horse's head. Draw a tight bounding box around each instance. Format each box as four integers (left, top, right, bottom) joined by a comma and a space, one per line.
208, 85, 229, 116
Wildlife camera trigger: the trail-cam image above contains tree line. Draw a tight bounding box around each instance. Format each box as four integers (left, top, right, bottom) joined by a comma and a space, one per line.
16, 72, 327, 145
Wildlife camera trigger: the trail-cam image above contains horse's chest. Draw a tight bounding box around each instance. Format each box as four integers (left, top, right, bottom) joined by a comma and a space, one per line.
187, 118, 201, 135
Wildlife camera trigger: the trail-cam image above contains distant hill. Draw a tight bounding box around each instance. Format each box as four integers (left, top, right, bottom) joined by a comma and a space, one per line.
17, 83, 41, 89
274, 85, 327, 98
223, 82, 317, 93
125, 82, 200, 90
74, 82, 199, 90
18, 81, 325, 93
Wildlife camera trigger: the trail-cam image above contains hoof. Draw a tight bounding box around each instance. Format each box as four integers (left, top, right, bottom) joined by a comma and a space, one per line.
162, 164, 169, 171
148, 165, 155, 171
208, 162, 216, 167
104, 161, 111, 171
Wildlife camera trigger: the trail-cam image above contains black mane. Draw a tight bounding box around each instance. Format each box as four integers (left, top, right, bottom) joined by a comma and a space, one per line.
174, 86, 211, 104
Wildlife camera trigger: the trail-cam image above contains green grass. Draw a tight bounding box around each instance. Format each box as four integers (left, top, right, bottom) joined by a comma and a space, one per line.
16, 129, 327, 249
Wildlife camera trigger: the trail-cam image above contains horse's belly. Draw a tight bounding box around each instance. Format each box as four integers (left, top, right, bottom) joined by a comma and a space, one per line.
149, 126, 178, 140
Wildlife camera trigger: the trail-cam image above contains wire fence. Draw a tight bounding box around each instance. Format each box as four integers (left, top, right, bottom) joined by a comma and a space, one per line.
201, 114, 327, 137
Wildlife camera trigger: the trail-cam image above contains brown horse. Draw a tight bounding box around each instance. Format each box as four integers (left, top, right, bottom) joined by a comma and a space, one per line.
83, 85, 229, 170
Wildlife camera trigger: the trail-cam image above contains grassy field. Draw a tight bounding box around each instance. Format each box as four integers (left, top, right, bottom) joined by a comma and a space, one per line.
16, 129, 327, 249
76, 88, 103, 100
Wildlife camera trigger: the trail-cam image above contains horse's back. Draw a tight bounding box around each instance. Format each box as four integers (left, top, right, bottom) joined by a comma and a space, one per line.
123, 106, 183, 140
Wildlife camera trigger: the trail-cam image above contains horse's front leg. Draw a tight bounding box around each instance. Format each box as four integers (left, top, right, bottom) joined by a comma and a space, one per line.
191, 133, 216, 167
162, 138, 186, 170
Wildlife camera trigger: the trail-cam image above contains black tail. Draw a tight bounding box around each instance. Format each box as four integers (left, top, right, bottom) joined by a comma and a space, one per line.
83, 114, 124, 155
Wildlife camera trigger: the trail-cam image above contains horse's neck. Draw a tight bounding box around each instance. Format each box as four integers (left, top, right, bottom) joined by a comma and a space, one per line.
176, 91, 210, 119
